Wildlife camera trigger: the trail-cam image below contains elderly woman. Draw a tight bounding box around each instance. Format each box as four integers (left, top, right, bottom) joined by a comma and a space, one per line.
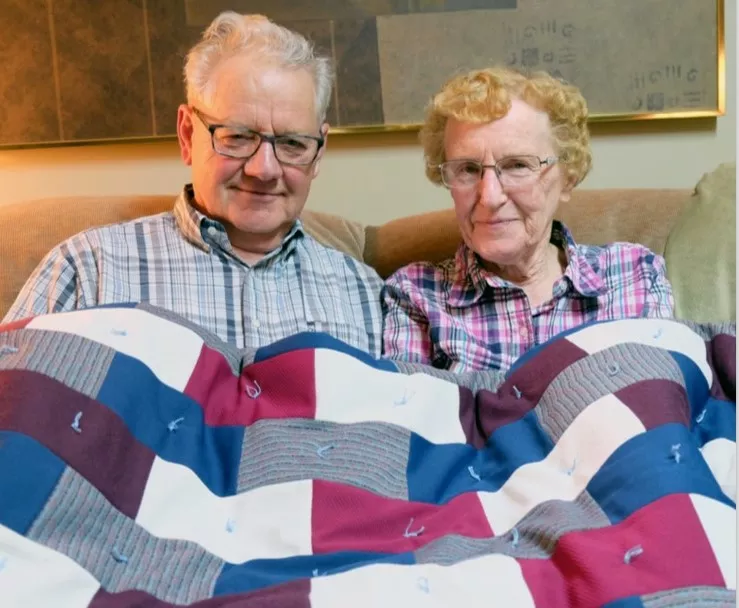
382, 67, 674, 372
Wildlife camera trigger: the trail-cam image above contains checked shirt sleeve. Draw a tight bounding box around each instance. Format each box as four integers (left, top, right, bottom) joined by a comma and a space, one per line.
3, 233, 100, 324
381, 267, 435, 365
642, 251, 676, 319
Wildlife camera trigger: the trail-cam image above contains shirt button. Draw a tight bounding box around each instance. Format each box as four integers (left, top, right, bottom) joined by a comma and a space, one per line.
207, 226, 217, 236
252, 319, 261, 329
520, 327, 529, 340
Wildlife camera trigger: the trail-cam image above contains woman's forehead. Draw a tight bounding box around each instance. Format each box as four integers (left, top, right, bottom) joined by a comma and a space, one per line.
444, 103, 553, 154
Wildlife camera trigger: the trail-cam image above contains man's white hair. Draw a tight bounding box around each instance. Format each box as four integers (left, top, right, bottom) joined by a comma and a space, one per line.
184, 12, 334, 123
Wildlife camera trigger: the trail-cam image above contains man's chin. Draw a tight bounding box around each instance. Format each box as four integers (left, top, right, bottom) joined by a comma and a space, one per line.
228, 188, 282, 206
232, 219, 282, 236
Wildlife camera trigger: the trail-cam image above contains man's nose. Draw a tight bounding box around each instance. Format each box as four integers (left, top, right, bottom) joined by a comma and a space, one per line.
243, 140, 282, 180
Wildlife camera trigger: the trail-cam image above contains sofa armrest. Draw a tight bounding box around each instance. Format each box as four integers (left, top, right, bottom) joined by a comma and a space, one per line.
664, 162, 736, 322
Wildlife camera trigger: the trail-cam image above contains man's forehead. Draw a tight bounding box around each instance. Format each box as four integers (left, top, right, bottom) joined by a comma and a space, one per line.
205, 55, 319, 130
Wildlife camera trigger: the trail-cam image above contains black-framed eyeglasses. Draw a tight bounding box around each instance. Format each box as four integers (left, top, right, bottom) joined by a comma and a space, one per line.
190, 107, 324, 166
438, 155, 558, 189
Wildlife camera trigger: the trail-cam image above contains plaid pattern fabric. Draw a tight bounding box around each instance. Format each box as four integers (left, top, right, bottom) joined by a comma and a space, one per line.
3, 186, 384, 356
382, 221, 675, 372
0, 306, 735, 607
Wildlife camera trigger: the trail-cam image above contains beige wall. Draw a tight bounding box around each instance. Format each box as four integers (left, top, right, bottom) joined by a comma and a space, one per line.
0, 1, 735, 226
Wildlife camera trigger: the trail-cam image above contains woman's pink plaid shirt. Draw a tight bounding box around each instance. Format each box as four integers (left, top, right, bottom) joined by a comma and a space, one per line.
381, 222, 675, 372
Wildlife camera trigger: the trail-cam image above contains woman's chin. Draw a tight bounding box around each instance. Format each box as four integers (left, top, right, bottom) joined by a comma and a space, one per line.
474, 241, 523, 269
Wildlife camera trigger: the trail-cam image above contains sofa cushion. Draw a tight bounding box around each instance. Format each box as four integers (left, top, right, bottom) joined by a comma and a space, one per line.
664, 162, 736, 322
0, 195, 366, 319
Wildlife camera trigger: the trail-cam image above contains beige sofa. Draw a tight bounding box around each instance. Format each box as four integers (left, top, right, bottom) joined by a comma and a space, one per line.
1, 162, 735, 323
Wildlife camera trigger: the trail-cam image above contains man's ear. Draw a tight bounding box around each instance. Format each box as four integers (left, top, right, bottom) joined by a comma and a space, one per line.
312, 122, 330, 178
176, 104, 195, 166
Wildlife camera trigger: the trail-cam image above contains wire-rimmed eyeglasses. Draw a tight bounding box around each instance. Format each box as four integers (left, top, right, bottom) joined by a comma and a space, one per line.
190, 106, 324, 166
438, 155, 558, 189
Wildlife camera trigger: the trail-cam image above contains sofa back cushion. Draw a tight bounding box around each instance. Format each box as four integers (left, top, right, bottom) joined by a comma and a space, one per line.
0, 186, 697, 320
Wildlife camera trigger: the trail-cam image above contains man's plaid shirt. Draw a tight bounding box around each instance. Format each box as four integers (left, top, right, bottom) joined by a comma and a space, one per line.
4, 187, 384, 356
382, 221, 675, 372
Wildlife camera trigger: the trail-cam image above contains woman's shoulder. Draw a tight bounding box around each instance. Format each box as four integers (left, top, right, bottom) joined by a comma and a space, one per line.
570, 239, 666, 292
383, 253, 467, 303
575, 240, 663, 264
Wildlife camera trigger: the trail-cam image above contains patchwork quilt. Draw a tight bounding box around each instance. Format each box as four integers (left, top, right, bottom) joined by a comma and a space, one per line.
0, 303, 735, 607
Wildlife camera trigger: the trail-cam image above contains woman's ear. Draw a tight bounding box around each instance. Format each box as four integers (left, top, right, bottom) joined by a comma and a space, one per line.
558, 171, 578, 204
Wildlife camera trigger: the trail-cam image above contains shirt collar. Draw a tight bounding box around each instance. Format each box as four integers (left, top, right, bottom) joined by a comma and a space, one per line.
447, 245, 488, 307
553, 221, 608, 297
173, 184, 304, 262
450, 220, 607, 306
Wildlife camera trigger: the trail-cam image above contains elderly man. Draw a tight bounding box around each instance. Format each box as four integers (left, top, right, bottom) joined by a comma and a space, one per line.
3, 12, 383, 356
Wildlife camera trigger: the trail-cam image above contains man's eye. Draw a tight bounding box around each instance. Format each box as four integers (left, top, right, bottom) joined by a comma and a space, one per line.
218, 130, 258, 144
225, 133, 252, 142
279, 137, 308, 150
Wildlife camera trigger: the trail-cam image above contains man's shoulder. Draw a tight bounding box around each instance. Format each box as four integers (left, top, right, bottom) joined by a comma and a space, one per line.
85, 210, 176, 236
51, 211, 177, 252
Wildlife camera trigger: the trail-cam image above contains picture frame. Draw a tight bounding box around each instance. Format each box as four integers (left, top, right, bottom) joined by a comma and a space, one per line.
0, 0, 725, 148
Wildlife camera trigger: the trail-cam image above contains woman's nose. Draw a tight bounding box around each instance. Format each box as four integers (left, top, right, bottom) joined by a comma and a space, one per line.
477, 167, 507, 207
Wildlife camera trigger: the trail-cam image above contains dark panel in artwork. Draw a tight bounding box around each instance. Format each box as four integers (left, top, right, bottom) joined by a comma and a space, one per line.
148, 6, 340, 132
0, 0, 717, 147
0, 0, 59, 145
185, 0, 413, 25
281, 19, 338, 125
147, 0, 202, 135
333, 19, 384, 126
148, 7, 339, 133
53, 0, 152, 140
410, 0, 516, 11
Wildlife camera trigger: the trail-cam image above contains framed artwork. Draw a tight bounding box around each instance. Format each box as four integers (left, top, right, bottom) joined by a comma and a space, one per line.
0, 0, 725, 147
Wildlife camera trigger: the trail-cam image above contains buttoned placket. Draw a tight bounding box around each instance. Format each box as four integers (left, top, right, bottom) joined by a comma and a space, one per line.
515, 294, 535, 348
201, 216, 313, 345
241, 258, 267, 347
247, 268, 261, 331
292, 250, 316, 334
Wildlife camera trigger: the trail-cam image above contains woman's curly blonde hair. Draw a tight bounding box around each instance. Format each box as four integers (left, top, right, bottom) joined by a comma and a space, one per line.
420, 66, 592, 187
